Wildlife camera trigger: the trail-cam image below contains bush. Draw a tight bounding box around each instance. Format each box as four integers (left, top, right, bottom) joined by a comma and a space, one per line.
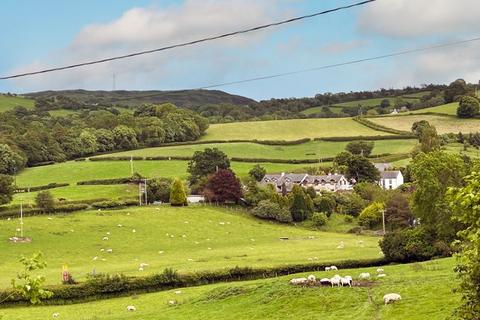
337, 193, 366, 217
251, 200, 292, 223
358, 202, 384, 229
15, 183, 69, 193
170, 179, 188, 206
311, 212, 328, 228
344, 215, 353, 223
379, 227, 451, 263
457, 96, 480, 118
77, 178, 132, 185
91, 201, 125, 209
313, 195, 336, 217
35, 191, 55, 212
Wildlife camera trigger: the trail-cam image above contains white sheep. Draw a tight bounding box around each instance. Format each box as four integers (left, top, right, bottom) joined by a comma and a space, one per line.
168, 300, 177, 305
383, 293, 401, 304
330, 275, 341, 287
139, 263, 149, 267
341, 276, 352, 287
102, 236, 109, 241
325, 266, 331, 271
336, 241, 345, 249
289, 277, 307, 285
126, 305, 136, 311
132, 229, 136, 233
359, 272, 371, 279
307, 275, 316, 282
52, 312, 60, 318
377, 268, 384, 273
106, 232, 111, 235
330, 266, 338, 271
175, 290, 182, 294
138, 267, 144, 271
106, 248, 113, 253
377, 274, 387, 278
92, 256, 98, 261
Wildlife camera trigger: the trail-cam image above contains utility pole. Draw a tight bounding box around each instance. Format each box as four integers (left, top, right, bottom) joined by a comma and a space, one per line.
20, 203, 24, 238
143, 179, 148, 205
130, 156, 134, 176
382, 209, 386, 235
138, 182, 142, 206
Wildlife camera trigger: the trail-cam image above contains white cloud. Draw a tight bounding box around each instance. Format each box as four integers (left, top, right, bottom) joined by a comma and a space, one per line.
358, 0, 480, 38
10, 0, 285, 92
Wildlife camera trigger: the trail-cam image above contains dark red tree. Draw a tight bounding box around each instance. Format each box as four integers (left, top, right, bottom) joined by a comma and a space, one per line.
204, 169, 242, 203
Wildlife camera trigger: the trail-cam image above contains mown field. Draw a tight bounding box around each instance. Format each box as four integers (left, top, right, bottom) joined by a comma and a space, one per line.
0, 95, 35, 112
0, 206, 381, 287
201, 118, 390, 141
368, 114, 480, 134
96, 139, 417, 160
407, 102, 458, 115
0, 258, 457, 320
15, 160, 311, 188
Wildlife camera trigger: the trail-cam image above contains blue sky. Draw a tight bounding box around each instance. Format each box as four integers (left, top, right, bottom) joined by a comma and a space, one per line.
1, 0, 480, 100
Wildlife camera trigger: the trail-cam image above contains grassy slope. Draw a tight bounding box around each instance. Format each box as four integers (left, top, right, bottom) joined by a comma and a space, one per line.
1, 258, 457, 320
368, 114, 480, 134
408, 102, 458, 115
95, 140, 418, 160
0, 206, 381, 287
12, 185, 138, 205
202, 118, 389, 141
0, 95, 35, 112
15, 160, 311, 187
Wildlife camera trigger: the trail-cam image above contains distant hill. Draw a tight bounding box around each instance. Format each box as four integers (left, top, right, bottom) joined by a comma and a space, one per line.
25, 89, 256, 107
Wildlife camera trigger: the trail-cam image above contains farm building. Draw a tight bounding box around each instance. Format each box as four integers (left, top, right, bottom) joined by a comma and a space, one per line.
374, 163, 404, 189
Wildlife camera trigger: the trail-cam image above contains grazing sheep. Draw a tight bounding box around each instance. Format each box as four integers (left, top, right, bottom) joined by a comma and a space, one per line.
117, 224, 123, 227
307, 275, 316, 282
308, 236, 315, 239
336, 241, 345, 249
138, 267, 144, 271
359, 272, 371, 279
168, 300, 177, 305
383, 293, 401, 304
126, 305, 136, 311
100, 248, 105, 252
158, 251, 164, 254
330, 277, 341, 287
289, 277, 307, 285
47, 217, 53, 220
102, 237, 109, 241
139, 263, 148, 267
377, 268, 384, 273
106, 232, 111, 235
132, 229, 136, 233
330, 266, 338, 271
319, 278, 331, 285
341, 277, 352, 287
377, 274, 387, 278
106, 248, 113, 253
325, 267, 331, 271
92, 256, 98, 261
52, 312, 60, 318
175, 290, 182, 294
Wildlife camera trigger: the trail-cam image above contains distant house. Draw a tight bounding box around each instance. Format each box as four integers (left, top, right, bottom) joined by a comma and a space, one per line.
375, 163, 404, 189
261, 173, 353, 193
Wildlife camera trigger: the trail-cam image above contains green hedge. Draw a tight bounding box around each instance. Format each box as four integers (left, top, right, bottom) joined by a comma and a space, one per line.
15, 183, 69, 193
353, 117, 412, 135
0, 257, 387, 306
0, 204, 89, 219
315, 134, 416, 142
91, 200, 138, 209
89, 156, 143, 161
77, 178, 134, 185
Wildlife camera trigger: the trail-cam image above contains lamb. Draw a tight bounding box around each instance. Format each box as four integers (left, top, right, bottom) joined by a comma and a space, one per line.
289, 277, 307, 285
377, 268, 384, 273
52, 312, 60, 318
383, 293, 401, 305
307, 275, 316, 282
359, 272, 371, 279
126, 305, 136, 311
319, 278, 331, 285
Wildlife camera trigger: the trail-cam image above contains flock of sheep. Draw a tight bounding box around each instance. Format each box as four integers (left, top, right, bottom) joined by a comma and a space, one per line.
289, 266, 402, 305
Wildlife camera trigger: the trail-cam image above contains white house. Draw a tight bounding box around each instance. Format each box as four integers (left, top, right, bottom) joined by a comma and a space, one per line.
261, 173, 353, 193
379, 170, 404, 189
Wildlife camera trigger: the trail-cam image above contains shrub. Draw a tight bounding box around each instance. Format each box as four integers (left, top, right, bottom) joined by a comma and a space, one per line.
91, 201, 125, 209
170, 179, 188, 206
358, 202, 384, 229
457, 96, 480, 118
35, 191, 55, 212
16, 183, 69, 192
251, 200, 292, 223
337, 193, 366, 217
313, 195, 336, 217
344, 215, 353, 223
289, 185, 314, 222
346, 140, 374, 156
379, 227, 450, 263
311, 212, 328, 228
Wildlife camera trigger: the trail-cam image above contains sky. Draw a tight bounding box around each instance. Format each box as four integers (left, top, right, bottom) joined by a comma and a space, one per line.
1, 0, 480, 100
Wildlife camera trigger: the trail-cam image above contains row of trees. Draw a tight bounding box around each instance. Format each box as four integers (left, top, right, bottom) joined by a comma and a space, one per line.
0, 103, 208, 168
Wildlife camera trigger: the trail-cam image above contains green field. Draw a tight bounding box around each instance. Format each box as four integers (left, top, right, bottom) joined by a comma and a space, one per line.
14, 160, 313, 188
12, 184, 137, 206
368, 114, 480, 134
95, 140, 417, 161
0, 206, 381, 287
0, 95, 35, 112
202, 118, 390, 141
408, 102, 459, 115
0, 258, 457, 320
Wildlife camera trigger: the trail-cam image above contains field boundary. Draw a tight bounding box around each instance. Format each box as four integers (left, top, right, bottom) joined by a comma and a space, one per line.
353, 117, 413, 135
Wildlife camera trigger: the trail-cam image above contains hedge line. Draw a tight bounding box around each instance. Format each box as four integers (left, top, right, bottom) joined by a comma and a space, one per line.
77, 178, 134, 185
15, 183, 69, 193
0, 257, 387, 306
353, 117, 412, 135
315, 134, 417, 142
0, 204, 89, 219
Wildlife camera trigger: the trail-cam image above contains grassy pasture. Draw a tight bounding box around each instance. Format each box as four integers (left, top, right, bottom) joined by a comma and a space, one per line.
11, 185, 137, 206
407, 102, 458, 115
0, 95, 35, 112
0, 258, 457, 320
201, 118, 390, 141
95, 140, 417, 161
15, 160, 312, 187
368, 114, 480, 134
0, 206, 381, 287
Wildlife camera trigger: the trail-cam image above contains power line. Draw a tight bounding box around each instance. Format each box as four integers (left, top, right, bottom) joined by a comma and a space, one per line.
111, 36, 480, 102
0, 0, 375, 80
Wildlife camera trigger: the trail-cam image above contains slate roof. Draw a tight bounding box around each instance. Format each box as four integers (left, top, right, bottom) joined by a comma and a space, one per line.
380, 171, 401, 179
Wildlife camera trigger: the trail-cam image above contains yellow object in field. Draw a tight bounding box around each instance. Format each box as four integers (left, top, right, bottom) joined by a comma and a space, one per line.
62, 264, 68, 271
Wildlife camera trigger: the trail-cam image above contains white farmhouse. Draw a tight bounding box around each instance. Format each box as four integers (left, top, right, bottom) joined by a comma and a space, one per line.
379, 170, 404, 189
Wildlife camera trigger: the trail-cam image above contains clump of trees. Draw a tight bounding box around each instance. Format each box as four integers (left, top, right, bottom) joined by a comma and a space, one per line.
457, 96, 480, 118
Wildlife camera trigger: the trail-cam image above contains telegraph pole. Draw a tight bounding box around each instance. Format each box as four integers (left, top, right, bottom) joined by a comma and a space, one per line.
130, 156, 134, 176
382, 209, 386, 235
20, 203, 24, 238
143, 179, 148, 205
